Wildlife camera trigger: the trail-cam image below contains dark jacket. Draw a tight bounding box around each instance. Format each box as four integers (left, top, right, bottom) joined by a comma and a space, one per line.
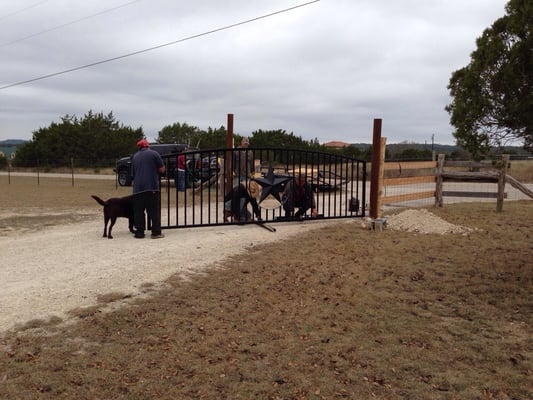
282, 178, 316, 211
131, 148, 165, 194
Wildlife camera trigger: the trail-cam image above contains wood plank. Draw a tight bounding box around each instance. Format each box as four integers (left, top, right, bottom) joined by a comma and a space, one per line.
440, 171, 499, 182
383, 175, 435, 186
383, 161, 436, 171
382, 190, 435, 204
506, 174, 533, 199
443, 191, 507, 198
443, 160, 495, 168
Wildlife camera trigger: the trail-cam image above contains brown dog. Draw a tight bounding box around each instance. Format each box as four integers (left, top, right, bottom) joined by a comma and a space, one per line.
91, 195, 135, 239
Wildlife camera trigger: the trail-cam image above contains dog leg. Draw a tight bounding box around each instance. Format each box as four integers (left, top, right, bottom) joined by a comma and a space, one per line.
103, 216, 109, 238
128, 217, 135, 234
108, 217, 117, 239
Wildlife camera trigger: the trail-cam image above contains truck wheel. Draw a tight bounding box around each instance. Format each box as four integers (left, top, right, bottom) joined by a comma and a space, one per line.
118, 170, 132, 186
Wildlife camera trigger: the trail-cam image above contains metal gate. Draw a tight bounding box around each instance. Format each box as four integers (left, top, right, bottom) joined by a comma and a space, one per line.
159, 147, 366, 229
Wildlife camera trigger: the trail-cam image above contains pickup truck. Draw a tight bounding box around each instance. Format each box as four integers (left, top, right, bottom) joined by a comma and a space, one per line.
114, 143, 188, 186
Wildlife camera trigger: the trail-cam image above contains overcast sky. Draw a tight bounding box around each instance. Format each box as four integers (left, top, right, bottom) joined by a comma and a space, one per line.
1, 0, 507, 145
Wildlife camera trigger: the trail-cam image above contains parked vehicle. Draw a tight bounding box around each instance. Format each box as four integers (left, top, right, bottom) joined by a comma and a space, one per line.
310, 170, 348, 192
114, 144, 221, 187
191, 155, 220, 182
114, 143, 188, 186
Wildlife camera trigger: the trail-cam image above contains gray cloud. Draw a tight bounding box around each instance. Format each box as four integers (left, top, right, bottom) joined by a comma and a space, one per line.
0, 0, 507, 144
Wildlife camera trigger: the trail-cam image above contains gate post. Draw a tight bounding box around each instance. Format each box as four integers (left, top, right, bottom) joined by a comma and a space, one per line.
225, 114, 234, 196
369, 119, 385, 219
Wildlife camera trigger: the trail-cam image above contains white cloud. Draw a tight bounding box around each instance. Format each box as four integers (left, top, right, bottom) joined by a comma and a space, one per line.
0, 0, 508, 145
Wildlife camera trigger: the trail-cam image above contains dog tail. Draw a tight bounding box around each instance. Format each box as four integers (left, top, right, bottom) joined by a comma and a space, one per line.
91, 195, 107, 206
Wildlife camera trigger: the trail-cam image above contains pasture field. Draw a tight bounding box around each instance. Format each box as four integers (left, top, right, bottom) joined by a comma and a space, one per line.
0, 176, 531, 399
505, 159, 533, 183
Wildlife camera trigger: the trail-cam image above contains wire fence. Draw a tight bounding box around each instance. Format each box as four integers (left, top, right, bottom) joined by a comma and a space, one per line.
3, 158, 118, 172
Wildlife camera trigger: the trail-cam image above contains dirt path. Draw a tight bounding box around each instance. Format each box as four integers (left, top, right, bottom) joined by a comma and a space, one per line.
0, 216, 338, 333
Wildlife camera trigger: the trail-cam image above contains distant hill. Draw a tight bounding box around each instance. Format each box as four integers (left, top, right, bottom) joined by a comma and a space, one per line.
350, 142, 460, 155
0, 139, 27, 146
0, 139, 28, 160
350, 142, 530, 157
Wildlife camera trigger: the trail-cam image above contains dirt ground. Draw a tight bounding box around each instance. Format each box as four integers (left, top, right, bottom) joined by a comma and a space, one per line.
0, 175, 532, 399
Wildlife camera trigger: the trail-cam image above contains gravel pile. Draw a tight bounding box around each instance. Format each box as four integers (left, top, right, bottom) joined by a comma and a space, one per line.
385, 209, 475, 235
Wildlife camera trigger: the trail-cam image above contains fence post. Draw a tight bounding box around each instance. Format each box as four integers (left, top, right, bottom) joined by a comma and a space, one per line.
435, 154, 445, 207
71, 158, 75, 187
496, 154, 509, 212
369, 118, 383, 219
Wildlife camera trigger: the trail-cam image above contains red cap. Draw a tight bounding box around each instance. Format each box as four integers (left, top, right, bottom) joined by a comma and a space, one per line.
137, 139, 150, 148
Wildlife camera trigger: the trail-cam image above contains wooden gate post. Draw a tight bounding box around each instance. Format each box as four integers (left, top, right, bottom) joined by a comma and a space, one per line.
369, 119, 385, 219
496, 154, 509, 212
225, 114, 234, 196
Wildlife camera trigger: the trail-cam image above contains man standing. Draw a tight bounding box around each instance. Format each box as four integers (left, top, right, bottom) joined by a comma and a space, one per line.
232, 137, 254, 183
131, 138, 165, 239
174, 152, 186, 192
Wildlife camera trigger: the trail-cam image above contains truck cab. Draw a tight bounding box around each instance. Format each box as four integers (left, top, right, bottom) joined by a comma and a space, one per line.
114, 143, 188, 186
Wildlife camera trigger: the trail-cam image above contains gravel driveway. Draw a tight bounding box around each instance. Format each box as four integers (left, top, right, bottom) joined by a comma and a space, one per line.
0, 214, 337, 333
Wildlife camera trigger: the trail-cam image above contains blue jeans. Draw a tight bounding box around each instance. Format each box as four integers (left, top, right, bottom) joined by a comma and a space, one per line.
175, 169, 185, 191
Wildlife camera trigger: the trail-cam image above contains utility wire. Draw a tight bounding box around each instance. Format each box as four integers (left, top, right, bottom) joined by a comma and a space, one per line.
1, 0, 142, 48
0, 0, 51, 22
0, 0, 320, 91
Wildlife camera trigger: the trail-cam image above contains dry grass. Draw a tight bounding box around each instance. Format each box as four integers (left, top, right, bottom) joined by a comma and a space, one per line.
0, 175, 187, 235
0, 176, 532, 399
509, 160, 533, 183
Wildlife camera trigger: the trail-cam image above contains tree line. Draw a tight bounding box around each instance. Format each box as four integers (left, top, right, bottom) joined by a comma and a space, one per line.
3, 110, 529, 171
9, 111, 375, 169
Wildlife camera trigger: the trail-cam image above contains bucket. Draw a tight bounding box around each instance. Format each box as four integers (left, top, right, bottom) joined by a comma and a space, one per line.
349, 197, 359, 213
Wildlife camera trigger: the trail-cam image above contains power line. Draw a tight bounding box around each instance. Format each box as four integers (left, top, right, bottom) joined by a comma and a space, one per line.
0, 0, 51, 22
1, 0, 143, 48
0, 0, 320, 91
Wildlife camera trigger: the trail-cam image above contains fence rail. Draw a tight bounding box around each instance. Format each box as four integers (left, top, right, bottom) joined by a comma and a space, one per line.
381, 160, 436, 205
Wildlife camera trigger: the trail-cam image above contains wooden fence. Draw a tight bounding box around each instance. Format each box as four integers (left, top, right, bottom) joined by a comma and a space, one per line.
379, 154, 533, 212
382, 160, 436, 205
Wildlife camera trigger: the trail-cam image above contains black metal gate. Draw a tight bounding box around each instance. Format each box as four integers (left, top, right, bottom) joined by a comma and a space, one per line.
159, 147, 366, 229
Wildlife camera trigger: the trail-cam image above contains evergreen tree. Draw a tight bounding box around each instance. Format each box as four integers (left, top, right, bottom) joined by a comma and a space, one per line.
446, 0, 532, 156
14, 111, 142, 167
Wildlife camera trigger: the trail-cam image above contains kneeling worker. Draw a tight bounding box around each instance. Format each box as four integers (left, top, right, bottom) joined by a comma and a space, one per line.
282, 173, 318, 219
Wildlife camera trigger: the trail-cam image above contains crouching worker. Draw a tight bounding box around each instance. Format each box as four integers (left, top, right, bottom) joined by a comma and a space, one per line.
224, 180, 262, 222
282, 173, 318, 219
